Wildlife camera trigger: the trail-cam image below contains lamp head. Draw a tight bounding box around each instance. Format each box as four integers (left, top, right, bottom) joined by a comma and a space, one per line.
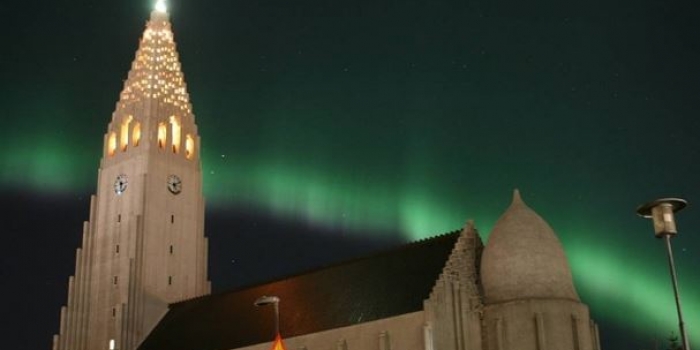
636, 198, 687, 238
254, 296, 280, 307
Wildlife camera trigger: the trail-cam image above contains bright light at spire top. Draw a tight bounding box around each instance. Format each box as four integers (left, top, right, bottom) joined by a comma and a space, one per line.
155, 0, 167, 13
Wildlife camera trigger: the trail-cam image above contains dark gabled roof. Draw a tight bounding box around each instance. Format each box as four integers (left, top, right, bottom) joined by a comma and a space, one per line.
139, 231, 461, 350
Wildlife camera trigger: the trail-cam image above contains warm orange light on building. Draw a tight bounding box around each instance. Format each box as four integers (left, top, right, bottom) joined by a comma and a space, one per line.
108, 132, 117, 156
185, 134, 194, 159
132, 122, 141, 147
270, 333, 287, 350
158, 122, 167, 149
120, 115, 133, 152
169, 116, 181, 153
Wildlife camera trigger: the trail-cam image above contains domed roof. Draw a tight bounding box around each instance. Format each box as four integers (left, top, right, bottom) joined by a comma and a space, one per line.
480, 190, 579, 304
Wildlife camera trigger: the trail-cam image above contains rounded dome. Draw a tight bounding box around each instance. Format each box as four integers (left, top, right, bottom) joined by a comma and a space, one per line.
480, 190, 579, 304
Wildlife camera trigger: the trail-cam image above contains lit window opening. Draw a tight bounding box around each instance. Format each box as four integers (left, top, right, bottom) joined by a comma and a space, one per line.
185, 134, 194, 159
120, 115, 133, 152
132, 122, 141, 147
169, 116, 181, 153
157, 122, 167, 149
107, 132, 117, 156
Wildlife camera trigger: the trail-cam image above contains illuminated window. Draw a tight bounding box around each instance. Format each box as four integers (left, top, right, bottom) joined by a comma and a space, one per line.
120, 115, 133, 152
185, 134, 194, 159
132, 122, 141, 147
109, 339, 115, 350
169, 116, 181, 153
157, 122, 167, 149
108, 132, 117, 156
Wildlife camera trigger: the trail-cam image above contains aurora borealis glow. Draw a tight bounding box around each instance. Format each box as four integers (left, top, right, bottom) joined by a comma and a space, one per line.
1, 0, 698, 349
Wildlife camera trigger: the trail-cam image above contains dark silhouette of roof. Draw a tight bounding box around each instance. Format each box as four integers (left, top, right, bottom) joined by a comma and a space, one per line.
139, 231, 461, 350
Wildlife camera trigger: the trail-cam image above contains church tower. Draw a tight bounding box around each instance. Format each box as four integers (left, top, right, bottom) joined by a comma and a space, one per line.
53, 2, 211, 350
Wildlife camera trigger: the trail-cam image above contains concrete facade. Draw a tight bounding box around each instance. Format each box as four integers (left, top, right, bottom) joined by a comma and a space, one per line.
55, 5, 601, 350
480, 191, 600, 350
236, 312, 427, 350
52, 8, 210, 350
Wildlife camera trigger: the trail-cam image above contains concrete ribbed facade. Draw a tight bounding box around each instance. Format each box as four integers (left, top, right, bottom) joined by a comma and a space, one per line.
54, 4, 601, 350
52, 7, 210, 350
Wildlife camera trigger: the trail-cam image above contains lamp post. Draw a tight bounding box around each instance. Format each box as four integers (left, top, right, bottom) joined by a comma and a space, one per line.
637, 198, 690, 350
255, 295, 281, 337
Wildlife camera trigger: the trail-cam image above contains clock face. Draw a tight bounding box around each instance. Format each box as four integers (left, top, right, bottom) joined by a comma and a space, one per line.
167, 174, 182, 194
114, 174, 128, 195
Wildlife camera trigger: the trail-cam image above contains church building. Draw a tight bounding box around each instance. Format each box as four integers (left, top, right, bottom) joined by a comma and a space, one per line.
53, 2, 601, 350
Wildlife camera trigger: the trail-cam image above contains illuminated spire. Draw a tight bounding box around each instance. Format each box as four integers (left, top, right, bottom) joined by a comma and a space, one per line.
155, 0, 167, 13
115, 1, 193, 116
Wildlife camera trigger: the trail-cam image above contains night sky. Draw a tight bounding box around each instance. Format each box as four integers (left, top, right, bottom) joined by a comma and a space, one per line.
1, 0, 698, 349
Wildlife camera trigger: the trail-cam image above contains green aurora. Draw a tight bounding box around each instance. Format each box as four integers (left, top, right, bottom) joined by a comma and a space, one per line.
1, 0, 699, 348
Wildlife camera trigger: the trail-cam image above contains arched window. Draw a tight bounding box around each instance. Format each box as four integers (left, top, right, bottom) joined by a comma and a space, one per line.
107, 132, 117, 156
120, 115, 133, 152
170, 116, 181, 154
132, 122, 141, 147
157, 122, 167, 149
185, 134, 194, 159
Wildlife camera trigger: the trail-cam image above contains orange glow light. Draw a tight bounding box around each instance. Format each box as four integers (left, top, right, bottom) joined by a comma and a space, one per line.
270, 333, 287, 350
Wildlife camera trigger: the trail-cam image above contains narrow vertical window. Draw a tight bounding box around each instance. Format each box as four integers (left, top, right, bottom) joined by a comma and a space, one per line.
132, 122, 141, 147
112, 307, 116, 318
168, 276, 172, 285
113, 276, 118, 285
117, 214, 121, 223
169, 245, 173, 254
120, 115, 133, 152
185, 134, 194, 159
115, 245, 120, 254
109, 339, 115, 350
107, 132, 117, 156
171, 215, 174, 223
169, 116, 181, 153
157, 122, 167, 149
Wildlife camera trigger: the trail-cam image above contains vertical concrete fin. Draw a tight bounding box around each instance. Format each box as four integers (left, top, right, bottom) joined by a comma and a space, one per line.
423, 323, 435, 350
450, 282, 461, 349
74, 246, 86, 349
119, 302, 127, 350
66, 276, 76, 349
495, 318, 505, 350
571, 315, 581, 350
125, 259, 137, 348
591, 322, 601, 350
79, 220, 94, 350
133, 213, 146, 349
59, 306, 67, 350
535, 313, 546, 350
379, 331, 391, 350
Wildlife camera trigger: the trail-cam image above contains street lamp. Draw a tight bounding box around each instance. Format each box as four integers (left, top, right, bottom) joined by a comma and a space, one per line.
255, 295, 281, 337
637, 198, 691, 350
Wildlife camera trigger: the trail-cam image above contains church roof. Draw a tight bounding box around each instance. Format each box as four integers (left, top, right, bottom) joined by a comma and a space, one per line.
480, 190, 580, 304
138, 231, 462, 350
